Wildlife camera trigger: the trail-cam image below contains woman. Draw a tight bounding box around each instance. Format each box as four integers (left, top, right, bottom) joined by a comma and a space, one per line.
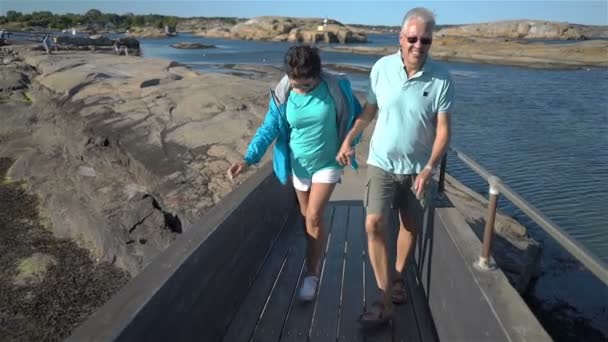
228, 45, 362, 301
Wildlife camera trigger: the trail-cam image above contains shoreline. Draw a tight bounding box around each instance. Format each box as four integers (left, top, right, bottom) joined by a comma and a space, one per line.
321, 37, 608, 70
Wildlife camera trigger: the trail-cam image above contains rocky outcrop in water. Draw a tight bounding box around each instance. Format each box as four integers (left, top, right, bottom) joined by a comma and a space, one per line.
194, 16, 367, 43
126, 26, 174, 38
171, 42, 216, 49
436, 20, 598, 40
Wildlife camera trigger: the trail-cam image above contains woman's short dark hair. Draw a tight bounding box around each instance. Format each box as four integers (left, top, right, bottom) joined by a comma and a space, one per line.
284, 45, 321, 80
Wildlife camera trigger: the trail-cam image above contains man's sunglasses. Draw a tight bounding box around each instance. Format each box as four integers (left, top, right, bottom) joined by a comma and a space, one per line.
405, 36, 433, 45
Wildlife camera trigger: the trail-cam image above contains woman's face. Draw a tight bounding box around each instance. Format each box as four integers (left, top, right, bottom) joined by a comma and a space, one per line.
289, 77, 319, 94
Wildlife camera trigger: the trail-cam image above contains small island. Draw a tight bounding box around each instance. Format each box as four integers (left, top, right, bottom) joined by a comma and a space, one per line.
170, 42, 216, 49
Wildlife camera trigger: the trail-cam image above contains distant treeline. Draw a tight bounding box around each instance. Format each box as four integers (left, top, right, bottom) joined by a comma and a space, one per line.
0, 9, 239, 31
0, 9, 460, 32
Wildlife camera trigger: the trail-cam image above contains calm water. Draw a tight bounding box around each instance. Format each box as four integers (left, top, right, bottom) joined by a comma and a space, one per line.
140, 33, 608, 339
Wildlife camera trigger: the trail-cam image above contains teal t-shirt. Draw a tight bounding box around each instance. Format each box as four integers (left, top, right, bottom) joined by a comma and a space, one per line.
286, 80, 342, 179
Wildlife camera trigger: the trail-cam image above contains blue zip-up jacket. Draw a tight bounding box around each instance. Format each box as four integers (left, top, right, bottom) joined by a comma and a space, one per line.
244, 71, 363, 185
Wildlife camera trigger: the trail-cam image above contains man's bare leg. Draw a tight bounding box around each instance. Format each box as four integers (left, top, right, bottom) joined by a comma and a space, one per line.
395, 208, 417, 274
365, 214, 391, 303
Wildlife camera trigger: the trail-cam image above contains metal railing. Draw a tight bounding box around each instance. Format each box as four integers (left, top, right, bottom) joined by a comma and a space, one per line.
437, 147, 608, 285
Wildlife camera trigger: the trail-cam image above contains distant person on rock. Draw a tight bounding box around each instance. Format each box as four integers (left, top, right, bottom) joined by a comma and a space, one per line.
336, 7, 454, 328
113, 41, 129, 56
52, 35, 59, 52
42, 34, 51, 55
228, 45, 363, 302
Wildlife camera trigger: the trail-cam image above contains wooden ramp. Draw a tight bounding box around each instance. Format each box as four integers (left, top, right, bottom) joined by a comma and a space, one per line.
68, 165, 548, 342
223, 169, 437, 342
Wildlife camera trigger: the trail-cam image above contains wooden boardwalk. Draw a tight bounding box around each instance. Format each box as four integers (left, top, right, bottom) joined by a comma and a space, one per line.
223, 171, 437, 342
66, 165, 553, 342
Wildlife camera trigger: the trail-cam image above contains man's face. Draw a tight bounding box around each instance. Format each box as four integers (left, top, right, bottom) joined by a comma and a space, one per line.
399, 18, 433, 68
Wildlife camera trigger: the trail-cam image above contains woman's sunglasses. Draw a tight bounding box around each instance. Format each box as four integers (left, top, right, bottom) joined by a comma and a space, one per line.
405, 36, 433, 45
290, 78, 319, 91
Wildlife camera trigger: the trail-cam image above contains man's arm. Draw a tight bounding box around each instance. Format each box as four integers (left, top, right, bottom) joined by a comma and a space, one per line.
426, 112, 451, 170
336, 102, 378, 165
414, 111, 450, 198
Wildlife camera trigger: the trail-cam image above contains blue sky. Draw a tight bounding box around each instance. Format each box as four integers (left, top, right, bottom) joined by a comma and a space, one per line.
1, 1, 607, 26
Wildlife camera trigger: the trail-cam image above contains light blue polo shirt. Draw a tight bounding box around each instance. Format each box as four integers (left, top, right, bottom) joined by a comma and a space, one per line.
366, 52, 454, 175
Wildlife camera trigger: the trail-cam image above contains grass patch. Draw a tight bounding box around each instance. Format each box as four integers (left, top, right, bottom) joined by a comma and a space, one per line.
0, 177, 20, 186
0, 157, 13, 178
0, 174, 25, 187
0, 96, 10, 104
21, 92, 33, 105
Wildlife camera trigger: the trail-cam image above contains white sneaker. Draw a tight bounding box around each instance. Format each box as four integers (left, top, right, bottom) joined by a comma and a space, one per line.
298, 275, 319, 301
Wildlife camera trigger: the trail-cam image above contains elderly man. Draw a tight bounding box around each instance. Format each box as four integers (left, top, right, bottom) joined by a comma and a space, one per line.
337, 7, 454, 326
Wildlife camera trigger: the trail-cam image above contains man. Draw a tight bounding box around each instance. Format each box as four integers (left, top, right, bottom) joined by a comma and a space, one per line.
337, 7, 454, 326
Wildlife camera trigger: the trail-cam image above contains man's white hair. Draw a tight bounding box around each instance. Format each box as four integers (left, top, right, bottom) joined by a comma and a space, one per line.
401, 7, 436, 32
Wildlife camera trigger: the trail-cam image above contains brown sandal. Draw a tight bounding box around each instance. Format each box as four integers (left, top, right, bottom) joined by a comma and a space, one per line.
358, 300, 393, 329
391, 278, 407, 305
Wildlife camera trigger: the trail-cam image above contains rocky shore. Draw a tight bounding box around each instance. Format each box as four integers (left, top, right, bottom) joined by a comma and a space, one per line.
323, 36, 608, 69
436, 20, 608, 40
0, 44, 541, 339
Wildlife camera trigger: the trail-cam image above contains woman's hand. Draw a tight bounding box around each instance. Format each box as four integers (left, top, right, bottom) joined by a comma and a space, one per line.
336, 140, 354, 166
227, 161, 248, 180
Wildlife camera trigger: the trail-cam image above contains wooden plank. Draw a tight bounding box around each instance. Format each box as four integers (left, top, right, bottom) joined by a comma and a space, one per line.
120, 173, 295, 342
223, 214, 304, 341
388, 211, 422, 342
337, 204, 366, 342
250, 222, 308, 342
280, 206, 335, 342
172, 207, 290, 342
363, 209, 392, 342
419, 207, 509, 341
309, 205, 350, 341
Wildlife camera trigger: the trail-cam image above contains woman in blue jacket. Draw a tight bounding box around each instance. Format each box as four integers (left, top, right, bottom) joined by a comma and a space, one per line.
228, 45, 362, 302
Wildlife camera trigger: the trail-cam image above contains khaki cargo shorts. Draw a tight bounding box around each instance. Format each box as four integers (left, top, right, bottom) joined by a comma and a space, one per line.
364, 165, 435, 217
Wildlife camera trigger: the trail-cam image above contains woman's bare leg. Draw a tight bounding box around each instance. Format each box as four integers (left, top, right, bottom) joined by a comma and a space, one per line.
303, 182, 336, 276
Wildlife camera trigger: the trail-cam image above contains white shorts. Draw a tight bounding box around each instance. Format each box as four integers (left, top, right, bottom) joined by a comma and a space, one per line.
292, 168, 343, 192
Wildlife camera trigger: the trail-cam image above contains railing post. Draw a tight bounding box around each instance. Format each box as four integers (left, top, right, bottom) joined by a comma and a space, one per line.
474, 176, 501, 271
438, 153, 447, 193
